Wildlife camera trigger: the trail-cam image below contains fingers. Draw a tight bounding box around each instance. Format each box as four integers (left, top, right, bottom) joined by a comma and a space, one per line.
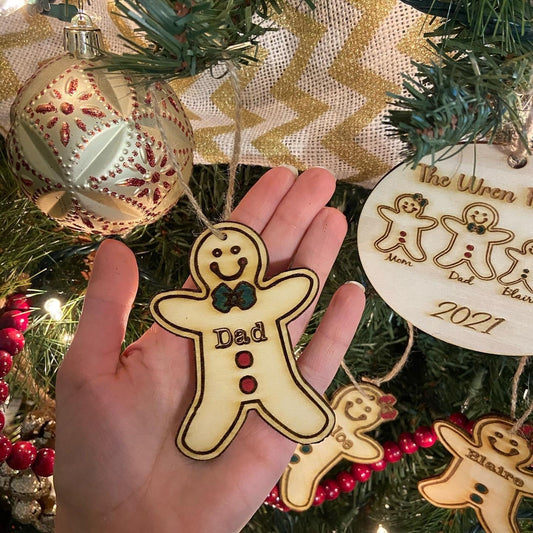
287, 206, 348, 342
60, 239, 139, 381
297, 281, 366, 393
259, 168, 337, 275
230, 166, 297, 232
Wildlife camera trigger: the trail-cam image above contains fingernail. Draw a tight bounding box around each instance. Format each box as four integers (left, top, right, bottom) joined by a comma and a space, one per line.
311, 166, 335, 175
278, 164, 299, 177
345, 281, 366, 293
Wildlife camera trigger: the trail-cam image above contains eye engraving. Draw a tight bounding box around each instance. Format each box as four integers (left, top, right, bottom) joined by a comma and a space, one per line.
212, 248, 222, 257
231, 246, 241, 255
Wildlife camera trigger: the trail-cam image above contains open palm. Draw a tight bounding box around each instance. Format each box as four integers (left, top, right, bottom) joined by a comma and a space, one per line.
54, 167, 366, 533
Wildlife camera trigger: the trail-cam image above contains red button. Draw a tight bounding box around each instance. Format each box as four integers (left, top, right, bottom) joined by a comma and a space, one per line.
400, 231, 407, 237
240, 376, 257, 394
464, 252, 472, 258
466, 245, 474, 251
235, 351, 253, 368
399, 238, 406, 243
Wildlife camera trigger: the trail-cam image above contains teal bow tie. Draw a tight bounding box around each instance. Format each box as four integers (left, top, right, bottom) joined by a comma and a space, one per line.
467, 222, 486, 234
211, 282, 257, 313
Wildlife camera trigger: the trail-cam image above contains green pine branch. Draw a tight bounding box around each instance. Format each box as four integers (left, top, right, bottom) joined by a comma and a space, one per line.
386, 0, 533, 166
102, 0, 312, 82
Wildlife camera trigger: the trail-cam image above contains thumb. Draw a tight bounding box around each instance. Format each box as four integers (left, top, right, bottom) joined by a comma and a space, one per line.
60, 239, 139, 381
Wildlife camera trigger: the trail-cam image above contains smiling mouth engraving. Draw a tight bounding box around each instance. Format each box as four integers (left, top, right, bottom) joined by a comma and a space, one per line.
488, 436, 519, 456
344, 401, 367, 421
210, 257, 248, 281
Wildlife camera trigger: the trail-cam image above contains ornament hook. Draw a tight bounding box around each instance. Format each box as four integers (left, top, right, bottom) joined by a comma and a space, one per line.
63, 5, 103, 59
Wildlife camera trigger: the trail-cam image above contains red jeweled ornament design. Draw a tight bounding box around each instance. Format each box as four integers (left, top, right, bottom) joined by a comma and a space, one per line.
6, 13, 194, 235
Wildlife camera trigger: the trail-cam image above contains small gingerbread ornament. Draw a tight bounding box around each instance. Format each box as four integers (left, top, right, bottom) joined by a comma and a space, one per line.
418, 415, 533, 533
374, 192, 438, 262
279, 383, 398, 511
151, 221, 334, 460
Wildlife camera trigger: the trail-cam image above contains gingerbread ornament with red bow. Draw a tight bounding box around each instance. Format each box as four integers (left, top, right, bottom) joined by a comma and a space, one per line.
151, 221, 335, 460
280, 383, 398, 511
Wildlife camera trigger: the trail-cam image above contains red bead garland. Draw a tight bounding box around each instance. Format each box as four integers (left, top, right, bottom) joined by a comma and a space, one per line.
336, 471, 355, 493
383, 441, 403, 463
351, 463, 371, 482
32, 448, 56, 477
0, 293, 55, 478
7, 441, 37, 470
0, 328, 25, 355
266, 414, 460, 511
0, 351, 13, 378
322, 479, 341, 501
0, 435, 12, 462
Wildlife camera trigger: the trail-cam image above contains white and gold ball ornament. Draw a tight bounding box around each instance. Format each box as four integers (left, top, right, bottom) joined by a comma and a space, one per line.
6, 13, 194, 235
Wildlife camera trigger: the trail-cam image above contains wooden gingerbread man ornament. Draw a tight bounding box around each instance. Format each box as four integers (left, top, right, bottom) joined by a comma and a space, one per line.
418, 415, 533, 533
280, 384, 398, 511
151, 221, 335, 460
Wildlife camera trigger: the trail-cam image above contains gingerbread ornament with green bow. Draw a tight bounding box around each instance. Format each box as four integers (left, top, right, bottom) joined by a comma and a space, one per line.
151, 221, 335, 460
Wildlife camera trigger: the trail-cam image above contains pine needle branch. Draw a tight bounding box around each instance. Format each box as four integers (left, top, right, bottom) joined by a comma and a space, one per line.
103, 0, 313, 82
387, 0, 533, 165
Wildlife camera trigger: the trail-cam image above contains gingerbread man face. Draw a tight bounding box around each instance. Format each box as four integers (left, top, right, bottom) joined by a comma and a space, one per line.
193, 227, 263, 289
479, 422, 530, 461
463, 203, 498, 228
396, 193, 427, 215
280, 384, 397, 511
343, 387, 383, 423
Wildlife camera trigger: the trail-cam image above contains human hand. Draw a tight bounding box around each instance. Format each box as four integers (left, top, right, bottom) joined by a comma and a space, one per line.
54, 167, 366, 532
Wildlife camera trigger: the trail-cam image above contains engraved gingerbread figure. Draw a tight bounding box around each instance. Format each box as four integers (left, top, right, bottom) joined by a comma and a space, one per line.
151, 221, 334, 460
419, 416, 533, 533
498, 239, 533, 293
434, 203, 514, 280
280, 384, 397, 511
374, 193, 437, 261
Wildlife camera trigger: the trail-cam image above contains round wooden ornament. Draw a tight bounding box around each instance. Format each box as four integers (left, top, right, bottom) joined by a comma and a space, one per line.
357, 144, 533, 356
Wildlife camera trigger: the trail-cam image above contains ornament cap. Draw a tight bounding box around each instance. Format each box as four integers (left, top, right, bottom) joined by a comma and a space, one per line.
63, 13, 103, 59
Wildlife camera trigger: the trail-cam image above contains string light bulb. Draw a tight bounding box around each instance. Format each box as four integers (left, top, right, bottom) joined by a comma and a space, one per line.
44, 297, 63, 321
376, 525, 389, 533
61, 332, 74, 345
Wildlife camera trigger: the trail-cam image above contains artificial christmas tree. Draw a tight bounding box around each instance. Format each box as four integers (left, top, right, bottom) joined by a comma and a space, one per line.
0, 0, 532, 532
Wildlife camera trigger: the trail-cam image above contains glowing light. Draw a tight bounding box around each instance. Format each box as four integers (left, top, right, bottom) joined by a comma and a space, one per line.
376, 525, 389, 533
44, 298, 63, 321
0, 0, 28, 17
61, 332, 74, 344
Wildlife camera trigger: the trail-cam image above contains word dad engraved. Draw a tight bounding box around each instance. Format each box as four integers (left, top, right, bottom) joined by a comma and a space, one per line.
280, 384, 397, 511
358, 145, 533, 355
419, 416, 533, 533
151, 221, 334, 460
